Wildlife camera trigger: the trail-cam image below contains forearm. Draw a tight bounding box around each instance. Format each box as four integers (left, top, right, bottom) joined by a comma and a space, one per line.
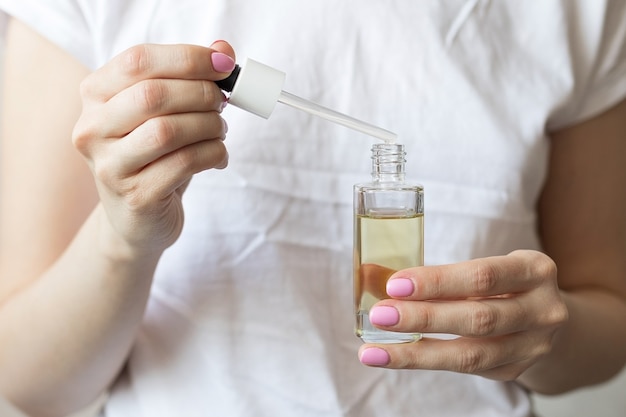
523, 98, 626, 395
0, 205, 161, 416
518, 287, 626, 394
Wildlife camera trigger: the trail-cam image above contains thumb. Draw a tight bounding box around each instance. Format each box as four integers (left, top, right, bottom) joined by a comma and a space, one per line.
209, 40, 237, 73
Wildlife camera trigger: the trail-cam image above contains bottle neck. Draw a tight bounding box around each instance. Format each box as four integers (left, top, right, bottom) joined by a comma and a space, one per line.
371, 143, 406, 182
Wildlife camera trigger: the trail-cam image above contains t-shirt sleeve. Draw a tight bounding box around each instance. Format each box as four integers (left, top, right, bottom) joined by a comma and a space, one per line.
0, 0, 97, 69
547, 0, 626, 131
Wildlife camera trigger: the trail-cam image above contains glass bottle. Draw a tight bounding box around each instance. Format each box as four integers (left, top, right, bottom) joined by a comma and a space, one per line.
354, 143, 424, 343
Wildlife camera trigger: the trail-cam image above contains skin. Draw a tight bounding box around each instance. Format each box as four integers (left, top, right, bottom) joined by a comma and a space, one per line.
0, 16, 625, 417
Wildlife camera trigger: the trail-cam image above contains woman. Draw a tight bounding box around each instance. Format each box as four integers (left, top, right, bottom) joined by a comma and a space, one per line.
1, 1, 625, 416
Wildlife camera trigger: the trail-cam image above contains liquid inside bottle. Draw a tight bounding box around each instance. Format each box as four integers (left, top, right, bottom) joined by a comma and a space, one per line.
354, 144, 424, 343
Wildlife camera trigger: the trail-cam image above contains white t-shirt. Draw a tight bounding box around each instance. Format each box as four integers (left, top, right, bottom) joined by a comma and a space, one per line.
1, 1, 625, 416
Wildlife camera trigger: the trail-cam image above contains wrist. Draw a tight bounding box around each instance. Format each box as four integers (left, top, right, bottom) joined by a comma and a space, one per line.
91, 204, 165, 265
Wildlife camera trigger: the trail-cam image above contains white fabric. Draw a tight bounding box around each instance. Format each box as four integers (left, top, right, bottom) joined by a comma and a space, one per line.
1, 1, 626, 416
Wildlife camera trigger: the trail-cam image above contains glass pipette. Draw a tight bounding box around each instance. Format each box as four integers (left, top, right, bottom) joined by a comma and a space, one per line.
277, 91, 397, 143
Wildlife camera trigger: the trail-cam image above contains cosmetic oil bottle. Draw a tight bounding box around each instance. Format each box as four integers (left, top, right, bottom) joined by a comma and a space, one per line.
354, 143, 424, 344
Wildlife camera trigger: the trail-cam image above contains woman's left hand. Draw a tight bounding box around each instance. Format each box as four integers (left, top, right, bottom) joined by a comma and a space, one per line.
358, 250, 569, 381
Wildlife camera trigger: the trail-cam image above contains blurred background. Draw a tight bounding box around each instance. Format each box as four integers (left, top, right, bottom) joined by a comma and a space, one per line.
0, 33, 625, 417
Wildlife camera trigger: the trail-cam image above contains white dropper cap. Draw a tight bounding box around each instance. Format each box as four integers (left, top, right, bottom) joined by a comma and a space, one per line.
216, 58, 286, 119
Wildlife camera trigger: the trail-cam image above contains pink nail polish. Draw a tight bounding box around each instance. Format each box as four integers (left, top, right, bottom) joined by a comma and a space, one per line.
369, 306, 399, 326
386, 278, 414, 297
360, 347, 390, 366
212, 52, 236, 73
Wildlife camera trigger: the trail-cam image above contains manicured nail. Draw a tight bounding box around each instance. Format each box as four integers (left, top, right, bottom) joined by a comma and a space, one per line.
360, 347, 390, 366
386, 278, 414, 297
369, 306, 399, 326
211, 52, 236, 72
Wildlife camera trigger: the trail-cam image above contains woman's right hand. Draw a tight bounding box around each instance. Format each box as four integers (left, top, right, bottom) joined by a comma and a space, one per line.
72, 41, 236, 254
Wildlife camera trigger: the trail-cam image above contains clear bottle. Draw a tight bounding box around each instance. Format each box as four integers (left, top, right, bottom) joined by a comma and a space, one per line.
354, 143, 424, 343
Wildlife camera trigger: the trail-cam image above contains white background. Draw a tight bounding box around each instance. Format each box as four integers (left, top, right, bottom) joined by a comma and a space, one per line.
1, 37, 625, 417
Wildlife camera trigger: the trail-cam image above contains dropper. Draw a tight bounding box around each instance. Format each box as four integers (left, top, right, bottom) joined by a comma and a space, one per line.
216, 58, 397, 143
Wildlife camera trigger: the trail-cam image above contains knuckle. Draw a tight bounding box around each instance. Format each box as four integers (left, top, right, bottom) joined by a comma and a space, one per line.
123, 185, 150, 212
91, 157, 119, 186
412, 304, 436, 332
144, 117, 177, 149
78, 75, 98, 100
173, 145, 199, 169
120, 45, 152, 77
71, 117, 98, 154
176, 45, 202, 73
472, 262, 498, 295
546, 301, 569, 328
533, 254, 558, 282
457, 346, 486, 374
424, 268, 445, 299
134, 80, 168, 113
71, 122, 89, 152
97, 170, 147, 212
468, 303, 498, 336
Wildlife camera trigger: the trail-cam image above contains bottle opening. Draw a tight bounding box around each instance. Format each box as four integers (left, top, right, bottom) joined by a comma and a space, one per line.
371, 144, 406, 179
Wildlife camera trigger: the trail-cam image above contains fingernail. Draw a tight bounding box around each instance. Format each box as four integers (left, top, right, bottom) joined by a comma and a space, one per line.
222, 118, 229, 134
386, 278, 414, 297
220, 99, 228, 112
211, 52, 235, 72
360, 347, 390, 366
369, 306, 400, 326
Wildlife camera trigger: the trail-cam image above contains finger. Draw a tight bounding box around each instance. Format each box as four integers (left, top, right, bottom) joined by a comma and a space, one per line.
84, 111, 226, 186
358, 332, 550, 378
370, 296, 531, 337
81, 43, 236, 102
98, 78, 226, 138
116, 111, 228, 174
132, 138, 229, 201
387, 252, 551, 301
210, 40, 236, 60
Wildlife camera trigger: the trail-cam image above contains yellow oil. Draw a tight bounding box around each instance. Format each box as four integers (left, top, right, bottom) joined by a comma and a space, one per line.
354, 212, 423, 343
